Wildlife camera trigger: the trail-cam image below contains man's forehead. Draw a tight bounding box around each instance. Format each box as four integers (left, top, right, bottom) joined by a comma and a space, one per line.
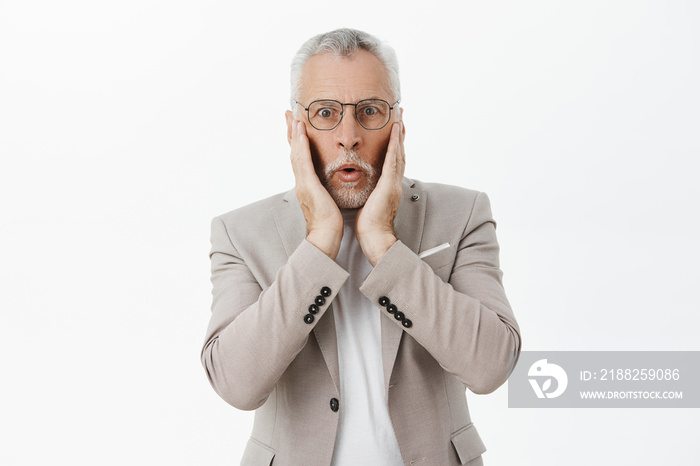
299, 50, 392, 101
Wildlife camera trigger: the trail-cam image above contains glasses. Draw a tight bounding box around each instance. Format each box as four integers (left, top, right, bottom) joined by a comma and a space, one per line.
293, 98, 400, 131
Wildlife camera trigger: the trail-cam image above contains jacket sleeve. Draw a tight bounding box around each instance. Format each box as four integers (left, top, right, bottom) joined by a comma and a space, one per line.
359, 191, 521, 394
201, 216, 349, 410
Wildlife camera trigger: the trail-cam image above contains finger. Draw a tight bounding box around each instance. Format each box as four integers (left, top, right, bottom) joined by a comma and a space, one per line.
380, 122, 403, 182
294, 122, 309, 167
289, 120, 303, 179
398, 121, 406, 166
290, 121, 309, 169
290, 120, 324, 189
396, 121, 406, 172
291, 118, 300, 142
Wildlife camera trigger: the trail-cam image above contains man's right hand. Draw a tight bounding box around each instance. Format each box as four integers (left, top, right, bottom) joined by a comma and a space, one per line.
290, 119, 343, 260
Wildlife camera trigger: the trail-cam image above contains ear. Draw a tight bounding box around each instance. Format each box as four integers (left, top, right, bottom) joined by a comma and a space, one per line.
285, 110, 295, 145
399, 108, 406, 139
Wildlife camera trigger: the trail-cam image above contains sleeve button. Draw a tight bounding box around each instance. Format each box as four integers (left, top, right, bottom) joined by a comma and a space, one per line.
314, 295, 326, 306
304, 314, 315, 324
394, 311, 405, 321
320, 286, 332, 297
387, 304, 397, 314
308, 304, 319, 314
378, 296, 390, 307
402, 318, 412, 328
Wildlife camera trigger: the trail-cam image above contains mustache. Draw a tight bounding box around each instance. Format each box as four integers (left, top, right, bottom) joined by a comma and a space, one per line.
323, 149, 375, 180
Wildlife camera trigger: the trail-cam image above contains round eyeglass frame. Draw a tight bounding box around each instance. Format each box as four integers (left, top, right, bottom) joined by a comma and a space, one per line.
293, 98, 400, 131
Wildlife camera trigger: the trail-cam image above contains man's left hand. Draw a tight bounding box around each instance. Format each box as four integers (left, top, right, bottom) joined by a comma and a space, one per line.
356, 121, 405, 266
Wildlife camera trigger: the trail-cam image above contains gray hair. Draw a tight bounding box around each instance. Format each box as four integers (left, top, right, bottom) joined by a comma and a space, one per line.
290, 28, 401, 109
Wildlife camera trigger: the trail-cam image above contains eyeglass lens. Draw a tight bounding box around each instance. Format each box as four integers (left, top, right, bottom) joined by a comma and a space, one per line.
307, 100, 391, 130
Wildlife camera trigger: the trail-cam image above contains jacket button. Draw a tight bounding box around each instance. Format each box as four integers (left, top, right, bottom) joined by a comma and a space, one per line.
411, 194, 420, 201
394, 311, 405, 321
315, 295, 326, 306
378, 296, 390, 307
387, 304, 397, 314
308, 304, 319, 314
304, 314, 315, 324
402, 318, 412, 328
320, 286, 332, 297
330, 397, 339, 412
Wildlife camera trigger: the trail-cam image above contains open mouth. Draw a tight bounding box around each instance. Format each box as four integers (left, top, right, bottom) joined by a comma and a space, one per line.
336, 165, 362, 183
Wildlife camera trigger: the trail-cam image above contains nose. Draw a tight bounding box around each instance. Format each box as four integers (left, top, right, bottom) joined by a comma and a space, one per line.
336, 107, 362, 149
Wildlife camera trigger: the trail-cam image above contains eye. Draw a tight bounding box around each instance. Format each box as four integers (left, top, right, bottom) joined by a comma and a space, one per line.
312, 105, 340, 119
362, 106, 378, 116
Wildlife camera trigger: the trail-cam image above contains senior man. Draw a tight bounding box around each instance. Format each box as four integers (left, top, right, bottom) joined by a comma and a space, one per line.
202, 28, 521, 466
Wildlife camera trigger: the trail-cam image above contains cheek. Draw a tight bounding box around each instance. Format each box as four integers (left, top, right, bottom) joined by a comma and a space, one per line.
306, 135, 331, 171
370, 134, 392, 167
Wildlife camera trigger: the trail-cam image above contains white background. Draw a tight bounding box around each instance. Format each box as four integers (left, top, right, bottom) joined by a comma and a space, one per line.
1, 1, 698, 464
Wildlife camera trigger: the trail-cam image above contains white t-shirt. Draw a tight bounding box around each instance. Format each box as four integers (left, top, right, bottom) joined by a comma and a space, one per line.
330, 209, 404, 466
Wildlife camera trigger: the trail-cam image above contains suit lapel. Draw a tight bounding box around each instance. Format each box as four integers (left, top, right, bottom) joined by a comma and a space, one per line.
393, 178, 426, 255
272, 190, 342, 394
381, 178, 427, 395
272, 189, 307, 258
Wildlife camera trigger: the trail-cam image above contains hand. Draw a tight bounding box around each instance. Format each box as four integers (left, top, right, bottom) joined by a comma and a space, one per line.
356, 121, 406, 266
290, 119, 343, 260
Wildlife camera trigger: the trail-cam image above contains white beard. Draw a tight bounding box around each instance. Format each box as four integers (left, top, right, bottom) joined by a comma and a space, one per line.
322, 149, 378, 209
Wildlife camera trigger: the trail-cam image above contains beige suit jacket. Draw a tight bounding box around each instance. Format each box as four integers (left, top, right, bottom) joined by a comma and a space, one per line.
202, 178, 521, 466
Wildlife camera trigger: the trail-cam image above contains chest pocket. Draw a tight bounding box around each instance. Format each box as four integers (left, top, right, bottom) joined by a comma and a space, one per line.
419, 243, 455, 282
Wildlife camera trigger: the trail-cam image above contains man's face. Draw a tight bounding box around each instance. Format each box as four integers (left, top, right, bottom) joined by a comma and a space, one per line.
286, 49, 402, 209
